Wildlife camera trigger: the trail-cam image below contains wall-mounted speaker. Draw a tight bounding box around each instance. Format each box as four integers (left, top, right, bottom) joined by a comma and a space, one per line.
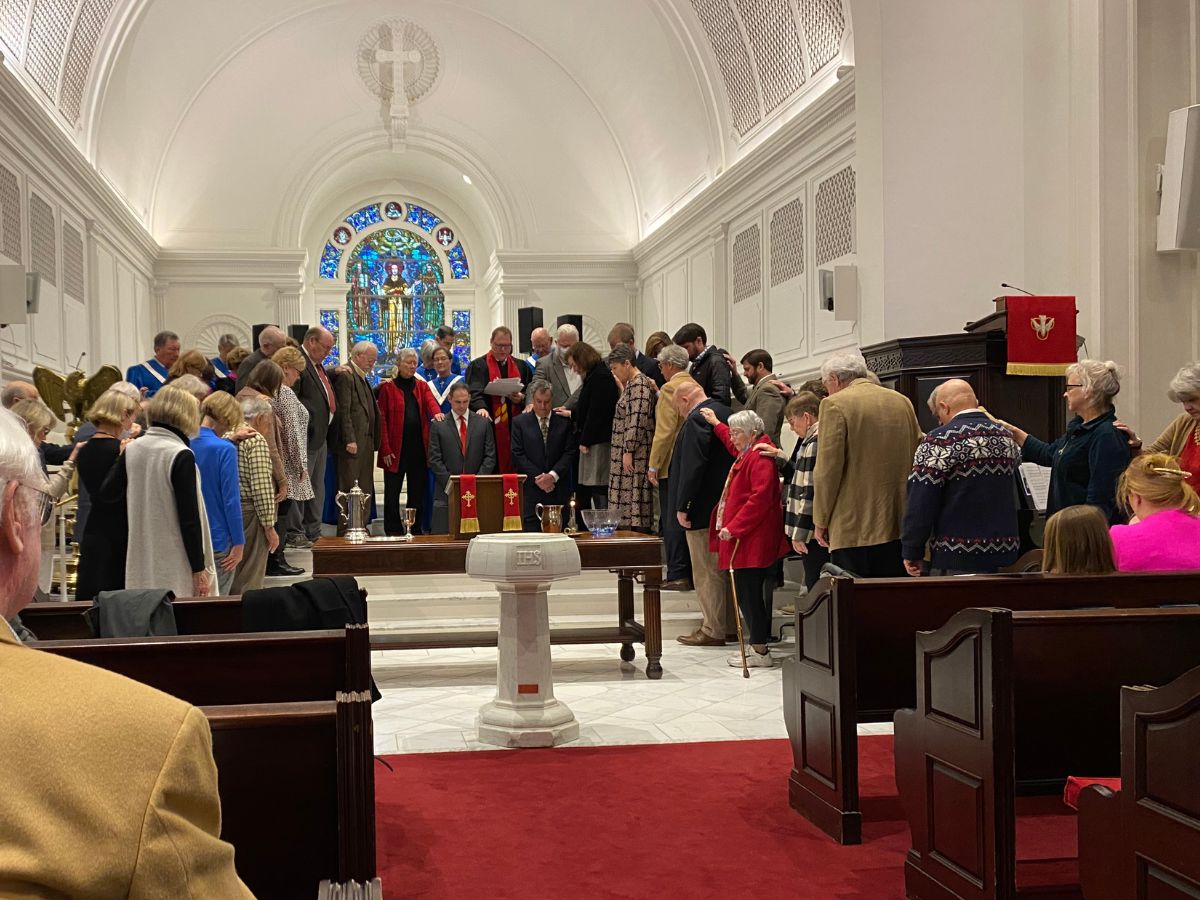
1158, 103, 1200, 251
25, 271, 39, 316
0, 263, 27, 323
516, 306, 544, 354
556, 314, 583, 340
817, 266, 859, 321
288, 324, 309, 344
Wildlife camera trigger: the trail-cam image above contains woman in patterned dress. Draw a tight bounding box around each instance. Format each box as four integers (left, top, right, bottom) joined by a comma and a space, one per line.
606, 344, 655, 531
267, 347, 314, 563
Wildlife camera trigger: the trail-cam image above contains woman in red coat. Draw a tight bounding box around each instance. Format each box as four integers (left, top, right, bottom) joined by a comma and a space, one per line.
377, 347, 444, 535
700, 406, 790, 668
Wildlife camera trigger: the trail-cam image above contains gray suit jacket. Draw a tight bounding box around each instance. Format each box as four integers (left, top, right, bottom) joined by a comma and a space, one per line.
534, 353, 580, 410
745, 373, 785, 446
427, 414, 497, 506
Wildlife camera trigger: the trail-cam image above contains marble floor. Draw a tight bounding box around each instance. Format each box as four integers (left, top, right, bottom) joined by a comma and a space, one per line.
275, 545, 893, 755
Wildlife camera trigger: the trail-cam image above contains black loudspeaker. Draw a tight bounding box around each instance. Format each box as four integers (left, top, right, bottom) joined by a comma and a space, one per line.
288, 324, 309, 344
556, 314, 583, 339
252, 324, 272, 349
516, 306, 544, 354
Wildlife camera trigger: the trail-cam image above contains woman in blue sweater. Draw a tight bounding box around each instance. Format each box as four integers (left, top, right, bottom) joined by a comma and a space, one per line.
1003, 359, 1130, 524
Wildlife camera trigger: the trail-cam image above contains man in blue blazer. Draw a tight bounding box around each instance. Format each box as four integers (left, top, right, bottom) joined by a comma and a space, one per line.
510, 380, 578, 531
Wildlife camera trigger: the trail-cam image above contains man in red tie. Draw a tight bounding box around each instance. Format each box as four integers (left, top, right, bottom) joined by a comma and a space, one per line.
292, 326, 338, 547
427, 382, 497, 533
466, 326, 533, 473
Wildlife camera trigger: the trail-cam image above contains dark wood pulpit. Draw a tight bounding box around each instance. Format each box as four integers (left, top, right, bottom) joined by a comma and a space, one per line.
861, 329, 1067, 438
447, 475, 526, 540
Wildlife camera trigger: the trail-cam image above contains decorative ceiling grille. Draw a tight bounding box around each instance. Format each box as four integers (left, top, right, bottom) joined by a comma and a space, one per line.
691, 0, 761, 136
25, 0, 74, 97
29, 193, 56, 286
731, 224, 762, 303
59, 0, 113, 124
0, 0, 30, 58
62, 221, 83, 300
815, 166, 855, 266
770, 198, 804, 287
736, 0, 806, 113
800, 0, 846, 74
0, 164, 21, 264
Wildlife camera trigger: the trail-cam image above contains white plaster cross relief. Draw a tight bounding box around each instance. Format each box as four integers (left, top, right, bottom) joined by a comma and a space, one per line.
375, 24, 422, 151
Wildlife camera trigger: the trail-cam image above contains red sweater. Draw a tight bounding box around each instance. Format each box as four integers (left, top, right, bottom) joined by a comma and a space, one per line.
708, 423, 790, 570
377, 377, 441, 473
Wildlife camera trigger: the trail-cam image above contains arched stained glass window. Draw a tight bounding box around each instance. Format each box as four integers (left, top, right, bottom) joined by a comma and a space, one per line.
319, 243, 341, 280
447, 243, 469, 279
406, 204, 441, 233
343, 228, 447, 383
345, 204, 382, 232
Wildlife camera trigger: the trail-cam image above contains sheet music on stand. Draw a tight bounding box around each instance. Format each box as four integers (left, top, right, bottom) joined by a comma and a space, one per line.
1019, 462, 1052, 513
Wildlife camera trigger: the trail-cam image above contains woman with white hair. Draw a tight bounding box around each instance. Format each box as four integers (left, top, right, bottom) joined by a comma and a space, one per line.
1120, 361, 1200, 493
377, 346, 443, 535
698, 406, 790, 669
1003, 359, 1130, 523
102, 385, 216, 598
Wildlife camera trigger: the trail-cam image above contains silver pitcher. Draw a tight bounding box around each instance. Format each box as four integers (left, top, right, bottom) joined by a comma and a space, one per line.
336, 481, 372, 544
535, 503, 564, 533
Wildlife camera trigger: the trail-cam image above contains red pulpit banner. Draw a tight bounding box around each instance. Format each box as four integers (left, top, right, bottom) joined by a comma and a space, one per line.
459, 474, 480, 534
502, 474, 522, 531
1004, 295, 1077, 376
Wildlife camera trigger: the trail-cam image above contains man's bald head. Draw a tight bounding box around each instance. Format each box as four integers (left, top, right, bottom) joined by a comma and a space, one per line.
259, 326, 286, 356
1, 382, 39, 409
928, 378, 979, 425
673, 381, 707, 416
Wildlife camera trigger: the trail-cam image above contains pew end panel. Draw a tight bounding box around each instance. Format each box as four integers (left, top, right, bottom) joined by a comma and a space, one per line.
895, 608, 1016, 900
1079, 664, 1200, 900
784, 577, 862, 844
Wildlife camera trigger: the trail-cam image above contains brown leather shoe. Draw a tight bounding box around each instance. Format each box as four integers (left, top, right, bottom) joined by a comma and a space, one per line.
660, 578, 694, 591
677, 632, 726, 646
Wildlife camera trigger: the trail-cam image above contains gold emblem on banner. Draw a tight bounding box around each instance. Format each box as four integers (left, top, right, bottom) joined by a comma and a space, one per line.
1031, 315, 1055, 341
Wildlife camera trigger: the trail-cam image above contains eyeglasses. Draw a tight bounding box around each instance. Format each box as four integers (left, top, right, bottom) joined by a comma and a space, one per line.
1065, 383, 1084, 389
12, 481, 54, 527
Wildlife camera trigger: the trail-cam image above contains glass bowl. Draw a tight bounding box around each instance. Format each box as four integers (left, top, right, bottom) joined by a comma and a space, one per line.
580, 508, 622, 537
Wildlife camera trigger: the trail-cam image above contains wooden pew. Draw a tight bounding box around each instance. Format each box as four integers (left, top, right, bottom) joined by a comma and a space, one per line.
20, 597, 242, 640
28, 626, 378, 895
30, 626, 371, 707
893, 607, 1200, 900
203, 692, 379, 900
782, 571, 1200, 843
1077, 663, 1200, 900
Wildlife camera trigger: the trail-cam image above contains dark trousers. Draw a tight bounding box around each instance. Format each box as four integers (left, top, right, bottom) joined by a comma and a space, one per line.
799, 539, 831, 589
383, 452, 428, 535
576, 483, 608, 510
659, 478, 692, 581
270, 499, 294, 564
830, 540, 905, 578
733, 566, 775, 646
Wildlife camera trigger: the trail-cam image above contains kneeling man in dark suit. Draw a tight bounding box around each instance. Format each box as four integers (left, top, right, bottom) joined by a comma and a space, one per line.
511, 380, 578, 531
428, 381, 497, 533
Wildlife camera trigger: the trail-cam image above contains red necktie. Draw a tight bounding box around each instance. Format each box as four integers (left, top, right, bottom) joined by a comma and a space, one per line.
459, 416, 468, 454
316, 364, 337, 415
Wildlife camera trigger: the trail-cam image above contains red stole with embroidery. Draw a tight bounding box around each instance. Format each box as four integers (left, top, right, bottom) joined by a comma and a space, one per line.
486, 353, 515, 472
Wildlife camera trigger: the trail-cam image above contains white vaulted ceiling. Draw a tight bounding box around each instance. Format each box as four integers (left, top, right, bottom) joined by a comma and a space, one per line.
0, 0, 851, 253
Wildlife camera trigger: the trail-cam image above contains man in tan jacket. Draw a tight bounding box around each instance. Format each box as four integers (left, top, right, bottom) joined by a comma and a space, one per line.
0, 409, 253, 898
813, 350, 922, 577
648, 343, 698, 590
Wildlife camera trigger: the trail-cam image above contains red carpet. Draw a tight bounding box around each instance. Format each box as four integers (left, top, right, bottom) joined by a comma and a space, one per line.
376, 736, 909, 899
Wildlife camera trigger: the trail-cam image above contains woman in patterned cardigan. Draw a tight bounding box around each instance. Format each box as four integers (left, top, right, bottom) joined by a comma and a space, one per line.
606, 344, 655, 532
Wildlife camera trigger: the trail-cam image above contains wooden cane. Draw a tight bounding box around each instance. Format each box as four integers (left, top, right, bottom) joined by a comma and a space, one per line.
728, 538, 750, 678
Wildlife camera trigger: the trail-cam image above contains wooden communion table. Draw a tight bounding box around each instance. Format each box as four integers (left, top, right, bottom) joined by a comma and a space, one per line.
311, 532, 665, 679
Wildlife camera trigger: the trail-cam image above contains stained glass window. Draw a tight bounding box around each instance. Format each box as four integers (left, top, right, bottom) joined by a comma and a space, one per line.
343, 228, 447, 384
345, 204, 382, 233
319, 243, 341, 280
320, 309, 341, 366
452, 309, 472, 373
406, 204, 441, 233
447, 243, 470, 279
383, 201, 404, 219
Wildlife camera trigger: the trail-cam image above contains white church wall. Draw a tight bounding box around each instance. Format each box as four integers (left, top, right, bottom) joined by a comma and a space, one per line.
635, 76, 856, 383
0, 66, 154, 381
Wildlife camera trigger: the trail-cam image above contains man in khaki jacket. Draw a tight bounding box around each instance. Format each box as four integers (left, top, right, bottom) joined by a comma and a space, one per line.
648, 343, 698, 590
0, 409, 253, 898
333, 340, 382, 521
813, 350, 922, 577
